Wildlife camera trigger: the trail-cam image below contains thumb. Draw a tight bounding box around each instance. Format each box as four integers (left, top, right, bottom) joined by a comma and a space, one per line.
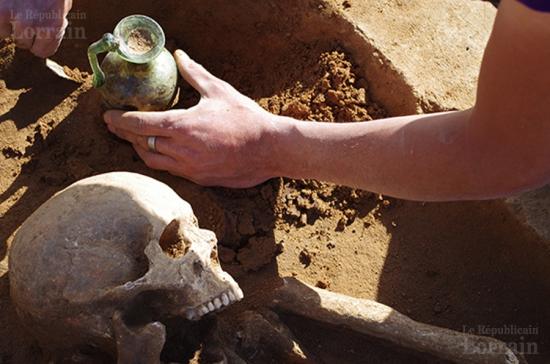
174, 49, 221, 97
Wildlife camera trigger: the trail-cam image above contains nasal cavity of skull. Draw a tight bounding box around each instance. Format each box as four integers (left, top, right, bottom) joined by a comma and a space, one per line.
159, 219, 191, 258
193, 260, 204, 276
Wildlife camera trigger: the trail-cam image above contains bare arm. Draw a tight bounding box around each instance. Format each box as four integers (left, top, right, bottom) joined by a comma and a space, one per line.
269, 0, 550, 201
105, 0, 550, 201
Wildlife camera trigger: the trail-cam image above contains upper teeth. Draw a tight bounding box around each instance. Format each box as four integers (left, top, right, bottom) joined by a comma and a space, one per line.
221, 293, 229, 306
185, 286, 243, 321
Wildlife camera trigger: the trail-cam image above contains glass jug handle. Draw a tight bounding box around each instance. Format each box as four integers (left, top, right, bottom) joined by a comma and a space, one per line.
87, 33, 120, 88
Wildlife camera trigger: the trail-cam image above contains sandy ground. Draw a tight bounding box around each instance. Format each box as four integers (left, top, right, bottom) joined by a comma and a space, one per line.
1, 1, 550, 363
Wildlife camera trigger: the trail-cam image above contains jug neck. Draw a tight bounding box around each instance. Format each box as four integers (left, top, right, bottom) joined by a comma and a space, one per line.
87, 15, 166, 88
114, 15, 166, 64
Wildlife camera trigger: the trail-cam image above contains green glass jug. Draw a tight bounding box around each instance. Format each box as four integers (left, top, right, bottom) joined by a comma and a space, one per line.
88, 15, 178, 111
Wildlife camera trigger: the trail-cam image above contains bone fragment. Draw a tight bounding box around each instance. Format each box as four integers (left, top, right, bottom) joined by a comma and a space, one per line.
112, 311, 166, 364
270, 278, 525, 364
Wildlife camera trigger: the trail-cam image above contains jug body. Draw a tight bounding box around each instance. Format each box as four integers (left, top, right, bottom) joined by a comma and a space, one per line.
100, 48, 177, 111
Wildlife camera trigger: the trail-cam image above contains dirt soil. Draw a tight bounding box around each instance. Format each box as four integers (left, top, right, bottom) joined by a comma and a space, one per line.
127, 28, 155, 55
1, 1, 550, 363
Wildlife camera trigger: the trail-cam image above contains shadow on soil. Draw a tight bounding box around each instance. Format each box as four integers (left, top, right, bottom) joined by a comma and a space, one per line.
0, 50, 80, 130
375, 199, 550, 364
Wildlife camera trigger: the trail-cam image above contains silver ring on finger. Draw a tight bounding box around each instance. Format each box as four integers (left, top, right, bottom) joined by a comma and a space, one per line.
147, 136, 157, 153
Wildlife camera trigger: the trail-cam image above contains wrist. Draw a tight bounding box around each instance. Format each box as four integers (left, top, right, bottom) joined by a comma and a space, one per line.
260, 114, 300, 179
262, 113, 321, 181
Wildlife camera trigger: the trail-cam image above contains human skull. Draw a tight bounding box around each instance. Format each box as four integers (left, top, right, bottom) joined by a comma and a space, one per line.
9, 172, 242, 360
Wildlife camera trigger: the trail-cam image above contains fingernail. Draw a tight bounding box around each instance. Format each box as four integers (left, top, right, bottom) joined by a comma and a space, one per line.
174, 49, 187, 58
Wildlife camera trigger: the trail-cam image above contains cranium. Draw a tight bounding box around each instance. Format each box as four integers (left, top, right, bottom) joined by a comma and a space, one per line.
9, 172, 242, 361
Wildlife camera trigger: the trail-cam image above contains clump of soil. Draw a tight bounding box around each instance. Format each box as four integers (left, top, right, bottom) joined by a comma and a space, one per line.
126, 28, 154, 55
259, 51, 386, 122
278, 179, 374, 229
221, 51, 383, 275
61, 66, 89, 83
159, 220, 190, 258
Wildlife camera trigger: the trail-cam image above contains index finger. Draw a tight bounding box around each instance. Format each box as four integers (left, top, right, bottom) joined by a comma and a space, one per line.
103, 110, 180, 137
174, 50, 222, 98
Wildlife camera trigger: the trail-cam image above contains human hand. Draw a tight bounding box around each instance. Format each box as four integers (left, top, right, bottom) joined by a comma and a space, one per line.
1, 0, 73, 58
104, 50, 288, 188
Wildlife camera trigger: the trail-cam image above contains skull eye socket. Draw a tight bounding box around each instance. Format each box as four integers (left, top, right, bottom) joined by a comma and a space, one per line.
159, 219, 191, 258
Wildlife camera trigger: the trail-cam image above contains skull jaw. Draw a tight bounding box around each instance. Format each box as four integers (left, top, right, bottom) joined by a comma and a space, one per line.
181, 271, 244, 321
126, 265, 244, 322
133, 227, 245, 321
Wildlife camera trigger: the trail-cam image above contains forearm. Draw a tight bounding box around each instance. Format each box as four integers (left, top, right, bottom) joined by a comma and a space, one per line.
267, 0, 550, 201
270, 110, 549, 201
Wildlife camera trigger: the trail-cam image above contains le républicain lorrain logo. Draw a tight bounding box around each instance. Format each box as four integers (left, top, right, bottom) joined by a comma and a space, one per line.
9, 9, 87, 40
462, 325, 540, 356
